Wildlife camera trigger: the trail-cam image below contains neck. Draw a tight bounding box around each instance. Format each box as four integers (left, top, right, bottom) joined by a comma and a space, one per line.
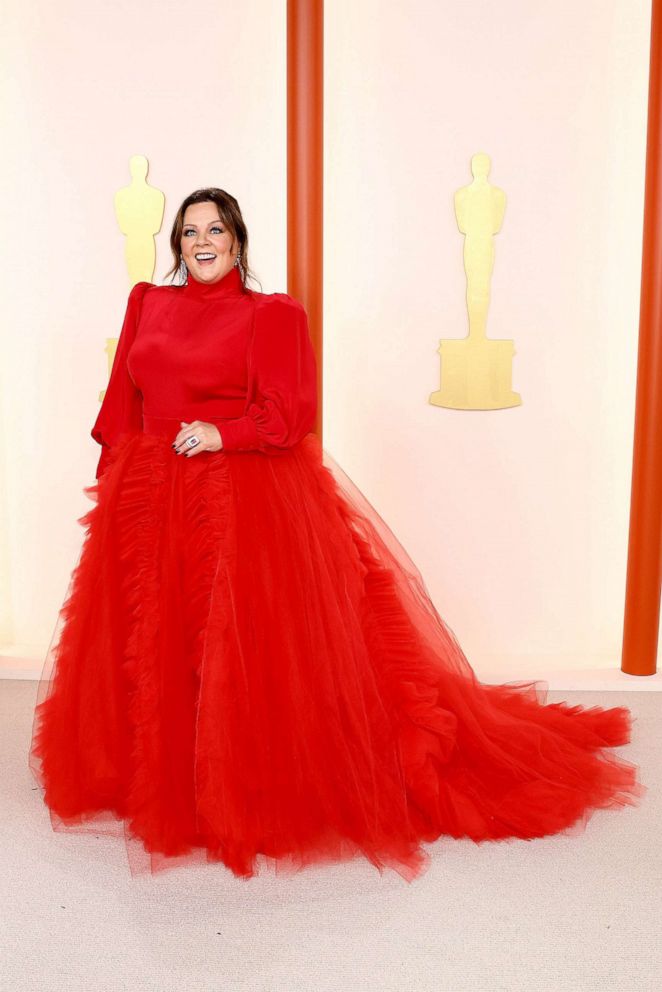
182, 263, 246, 300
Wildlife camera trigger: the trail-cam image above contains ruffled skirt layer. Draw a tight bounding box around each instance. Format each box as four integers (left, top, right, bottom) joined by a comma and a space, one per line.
28, 432, 646, 880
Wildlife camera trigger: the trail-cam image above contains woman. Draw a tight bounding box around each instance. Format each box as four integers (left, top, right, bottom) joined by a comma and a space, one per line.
29, 187, 646, 881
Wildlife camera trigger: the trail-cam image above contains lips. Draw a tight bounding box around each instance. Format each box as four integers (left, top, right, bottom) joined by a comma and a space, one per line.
195, 253, 217, 264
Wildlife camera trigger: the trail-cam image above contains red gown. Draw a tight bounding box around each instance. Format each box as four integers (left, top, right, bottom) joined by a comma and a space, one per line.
28, 264, 646, 880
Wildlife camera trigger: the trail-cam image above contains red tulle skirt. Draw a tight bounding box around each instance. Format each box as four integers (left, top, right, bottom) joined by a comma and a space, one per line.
28, 427, 646, 881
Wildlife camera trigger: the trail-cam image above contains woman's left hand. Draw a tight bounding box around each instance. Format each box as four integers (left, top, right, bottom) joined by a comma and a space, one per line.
172, 420, 223, 457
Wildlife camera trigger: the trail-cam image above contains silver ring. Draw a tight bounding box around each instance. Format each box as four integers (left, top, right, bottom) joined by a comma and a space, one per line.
185, 435, 200, 449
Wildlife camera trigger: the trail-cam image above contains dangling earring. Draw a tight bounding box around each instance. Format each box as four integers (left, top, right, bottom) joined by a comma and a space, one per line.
179, 256, 187, 281
234, 252, 241, 268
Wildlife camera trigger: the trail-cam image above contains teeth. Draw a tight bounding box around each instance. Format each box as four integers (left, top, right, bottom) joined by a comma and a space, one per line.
196, 253, 216, 260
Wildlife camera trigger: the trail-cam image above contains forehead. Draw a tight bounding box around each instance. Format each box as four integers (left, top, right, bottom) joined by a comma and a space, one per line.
182, 202, 223, 225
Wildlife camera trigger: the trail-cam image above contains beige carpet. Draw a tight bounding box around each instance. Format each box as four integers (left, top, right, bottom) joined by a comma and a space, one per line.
3, 680, 660, 992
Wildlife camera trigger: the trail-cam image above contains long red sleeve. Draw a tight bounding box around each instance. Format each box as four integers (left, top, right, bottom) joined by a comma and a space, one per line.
91, 281, 151, 479
217, 294, 317, 453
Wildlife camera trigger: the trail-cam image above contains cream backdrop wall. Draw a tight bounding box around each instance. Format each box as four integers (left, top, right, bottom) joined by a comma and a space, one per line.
1, 1, 655, 682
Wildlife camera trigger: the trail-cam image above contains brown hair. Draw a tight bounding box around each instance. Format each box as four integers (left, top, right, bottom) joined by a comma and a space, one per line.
165, 187, 261, 291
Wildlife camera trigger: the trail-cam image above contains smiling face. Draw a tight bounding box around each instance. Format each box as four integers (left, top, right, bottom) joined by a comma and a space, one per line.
180, 201, 239, 284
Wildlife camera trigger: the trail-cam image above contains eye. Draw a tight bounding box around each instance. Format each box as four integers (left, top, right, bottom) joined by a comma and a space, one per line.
183, 229, 194, 236
211, 226, 223, 234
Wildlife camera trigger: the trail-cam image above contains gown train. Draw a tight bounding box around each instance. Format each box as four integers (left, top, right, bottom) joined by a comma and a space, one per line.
28, 429, 646, 881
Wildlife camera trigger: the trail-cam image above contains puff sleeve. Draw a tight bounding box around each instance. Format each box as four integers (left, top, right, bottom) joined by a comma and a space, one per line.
91, 281, 150, 478
217, 294, 317, 453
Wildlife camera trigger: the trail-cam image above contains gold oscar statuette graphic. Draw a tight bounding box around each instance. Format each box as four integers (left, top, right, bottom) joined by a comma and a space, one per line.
114, 154, 165, 287
99, 156, 165, 401
429, 152, 521, 410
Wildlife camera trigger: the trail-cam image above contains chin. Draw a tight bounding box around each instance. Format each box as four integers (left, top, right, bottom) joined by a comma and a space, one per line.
195, 266, 221, 281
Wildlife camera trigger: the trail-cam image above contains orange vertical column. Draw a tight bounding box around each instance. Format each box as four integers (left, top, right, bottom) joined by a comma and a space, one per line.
622, 0, 662, 676
287, 0, 324, 444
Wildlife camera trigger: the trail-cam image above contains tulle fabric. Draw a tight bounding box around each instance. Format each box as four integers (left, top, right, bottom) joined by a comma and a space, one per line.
28, 431, 646, 881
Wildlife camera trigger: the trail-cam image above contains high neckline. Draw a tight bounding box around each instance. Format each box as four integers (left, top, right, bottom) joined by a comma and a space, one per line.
182, 263, 246, 300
